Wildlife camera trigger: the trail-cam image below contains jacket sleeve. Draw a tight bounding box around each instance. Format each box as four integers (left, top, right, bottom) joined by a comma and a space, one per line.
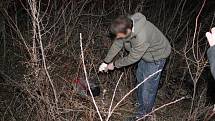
207, 45, 215, 79
104, 40, 123, 63
114, 37, 150, 68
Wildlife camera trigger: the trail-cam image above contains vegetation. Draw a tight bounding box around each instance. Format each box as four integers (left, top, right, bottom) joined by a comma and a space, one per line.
0, 0, 214, 120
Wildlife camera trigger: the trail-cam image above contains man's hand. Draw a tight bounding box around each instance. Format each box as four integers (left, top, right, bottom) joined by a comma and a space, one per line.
99, 63, 108, 72
107, 62, 115, 71
206, 27, 215, 47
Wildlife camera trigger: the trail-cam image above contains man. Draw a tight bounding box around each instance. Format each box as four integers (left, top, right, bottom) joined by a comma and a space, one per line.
206, 27, 215, 112
99, 12, 171, 119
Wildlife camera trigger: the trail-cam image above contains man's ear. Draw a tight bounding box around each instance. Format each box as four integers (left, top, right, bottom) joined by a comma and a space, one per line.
126, 29, 132, 34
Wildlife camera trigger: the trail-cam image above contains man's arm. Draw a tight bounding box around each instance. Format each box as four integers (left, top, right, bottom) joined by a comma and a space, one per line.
206, 27, 215, 78
114, 38, 150, 68
103, 40, 123, 63
207, 46, 215, 78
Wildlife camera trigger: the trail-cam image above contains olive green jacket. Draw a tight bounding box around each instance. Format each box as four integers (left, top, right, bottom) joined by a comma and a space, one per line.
104, 13, 171, 68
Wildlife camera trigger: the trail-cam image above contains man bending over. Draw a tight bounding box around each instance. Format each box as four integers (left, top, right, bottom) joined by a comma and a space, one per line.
99, 13, 171, 120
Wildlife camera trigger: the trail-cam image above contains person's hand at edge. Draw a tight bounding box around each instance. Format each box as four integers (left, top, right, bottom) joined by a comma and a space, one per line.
206, 27, 215, 47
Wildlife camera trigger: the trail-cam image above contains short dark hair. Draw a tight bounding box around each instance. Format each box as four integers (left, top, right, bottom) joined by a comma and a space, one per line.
109, 15, 133, 36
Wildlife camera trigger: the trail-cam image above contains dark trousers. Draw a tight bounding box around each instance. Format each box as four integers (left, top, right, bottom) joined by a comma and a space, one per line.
136, 59, 166, 117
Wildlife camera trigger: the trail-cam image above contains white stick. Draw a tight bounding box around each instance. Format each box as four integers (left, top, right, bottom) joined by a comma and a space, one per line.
29, 0, 58, 106
107, 70, 162, 120
79, 33, 103, 121
136, 96, 186, 121
106, 73, 124, 121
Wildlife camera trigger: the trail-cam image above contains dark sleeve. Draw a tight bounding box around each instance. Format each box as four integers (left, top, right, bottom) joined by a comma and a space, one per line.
103, 40, 123, 63
207, 45, 215, 79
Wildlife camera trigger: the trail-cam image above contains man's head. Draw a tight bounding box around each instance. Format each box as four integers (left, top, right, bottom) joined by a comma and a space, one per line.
110, 15, 133, 39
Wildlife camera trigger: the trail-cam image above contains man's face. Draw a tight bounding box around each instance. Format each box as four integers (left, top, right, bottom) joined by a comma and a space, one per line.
116, 29, 132, 39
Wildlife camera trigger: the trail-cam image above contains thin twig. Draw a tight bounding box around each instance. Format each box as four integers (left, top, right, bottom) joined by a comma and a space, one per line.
107, 70, 162, 120
192, 0, 207, 61
106, 73, 124, 121
137, 96, 186, 121
79, 33, 103, 121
